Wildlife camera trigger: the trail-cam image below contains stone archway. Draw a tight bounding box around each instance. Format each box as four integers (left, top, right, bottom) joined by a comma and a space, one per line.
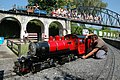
49, 21, 64, 37
26, 19, 44, 41
0, 17, 21, 39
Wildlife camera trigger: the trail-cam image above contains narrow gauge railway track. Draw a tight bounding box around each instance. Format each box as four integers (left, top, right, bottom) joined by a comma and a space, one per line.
107, 44, 120, 80
55, 63, 84, 80
95, 44, 115, 80
3, 44, 117, 80
3, 55, 79, 80
54, 44, 116, 80
83, 44, 116, 80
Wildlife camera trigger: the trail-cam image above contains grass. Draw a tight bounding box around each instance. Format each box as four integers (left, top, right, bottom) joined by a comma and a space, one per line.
8, 42, 29, 56
20, 43, 29, 56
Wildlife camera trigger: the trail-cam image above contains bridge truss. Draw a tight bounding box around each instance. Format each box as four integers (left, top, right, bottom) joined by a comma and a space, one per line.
0, 6, 120, 28
71, 6, 120, 28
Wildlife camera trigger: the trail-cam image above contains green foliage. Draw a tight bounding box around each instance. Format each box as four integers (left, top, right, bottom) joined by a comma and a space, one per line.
56, 0, 67, 8
28, 0, 107, 13
27, 21, 41, 33
28, 0, 53, 11
88, 27, 97, 33
29, 20, 41, 26
72, 0, 107, 8
50, 23, 58, 29
71, 24, 83, 35
49, 23, 59, 36
21, 44, 29, 55
28, 0, 66, 12
101, 27, 111, 30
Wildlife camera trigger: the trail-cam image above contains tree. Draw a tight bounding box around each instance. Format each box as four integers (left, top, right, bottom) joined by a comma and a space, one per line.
28, 0, 57, 11
101, 26, 111, 30
71, 23, 84, 35
71, 0, 107, 8
28, 0, 107, 11
28, 0, 68, 11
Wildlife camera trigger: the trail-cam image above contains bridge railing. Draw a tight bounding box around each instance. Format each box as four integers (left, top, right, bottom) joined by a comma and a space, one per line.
50, 6, 120, 28
0, 6, 120, 28
77, 6, 120, 28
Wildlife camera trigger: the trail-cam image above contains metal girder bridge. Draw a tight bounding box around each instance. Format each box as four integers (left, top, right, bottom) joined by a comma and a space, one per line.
71, 6, 120, 28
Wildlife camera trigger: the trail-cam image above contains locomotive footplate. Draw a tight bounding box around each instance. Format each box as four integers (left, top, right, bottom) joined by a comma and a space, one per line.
31, 59, 55, 73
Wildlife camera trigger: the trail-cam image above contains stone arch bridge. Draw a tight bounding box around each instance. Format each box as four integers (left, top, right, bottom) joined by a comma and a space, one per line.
0, 6, 120, 41
0, 11, 71, 41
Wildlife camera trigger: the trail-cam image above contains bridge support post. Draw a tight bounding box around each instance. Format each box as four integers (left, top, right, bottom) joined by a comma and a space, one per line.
65, 20, 71, 35
20, 22, 27, 42
44, 23, 49, 41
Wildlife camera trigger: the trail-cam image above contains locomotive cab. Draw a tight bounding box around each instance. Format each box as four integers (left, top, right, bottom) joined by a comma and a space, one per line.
76, 35, 92, 55
77, 35, 87, 55
65, 34, 92, 55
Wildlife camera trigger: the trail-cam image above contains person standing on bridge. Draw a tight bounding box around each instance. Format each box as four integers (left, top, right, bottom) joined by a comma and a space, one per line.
82, 33, 108, 59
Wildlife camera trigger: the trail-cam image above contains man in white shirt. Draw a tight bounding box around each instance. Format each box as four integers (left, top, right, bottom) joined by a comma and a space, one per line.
23, 30, 29, 43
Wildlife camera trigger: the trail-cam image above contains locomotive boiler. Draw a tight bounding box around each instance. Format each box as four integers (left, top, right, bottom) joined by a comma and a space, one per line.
13, 34, 92, 75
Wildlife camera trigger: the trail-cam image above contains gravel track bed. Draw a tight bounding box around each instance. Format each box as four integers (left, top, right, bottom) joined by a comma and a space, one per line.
1, 44, 120, 80
108, 45, 120, 80
96, 44, 115, 80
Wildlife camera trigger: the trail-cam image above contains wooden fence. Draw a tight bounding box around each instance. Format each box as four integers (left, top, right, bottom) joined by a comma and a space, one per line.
7, 40, 21, 57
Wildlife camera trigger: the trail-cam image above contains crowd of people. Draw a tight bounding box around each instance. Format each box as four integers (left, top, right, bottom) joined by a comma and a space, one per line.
51, 8, 101, 23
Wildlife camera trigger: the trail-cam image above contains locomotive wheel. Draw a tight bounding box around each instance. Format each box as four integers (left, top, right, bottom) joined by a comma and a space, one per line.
31, 66, 36, 73
13, 65, 25, 76
13, 61, 22, 76
54, 61, 59, 66
13, 66, 22, 76
30, 63, 42, 73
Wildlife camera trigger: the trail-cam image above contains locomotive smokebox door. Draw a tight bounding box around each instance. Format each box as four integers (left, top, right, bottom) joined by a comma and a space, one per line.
29, 42, 37, 56
29, 42, 49, 57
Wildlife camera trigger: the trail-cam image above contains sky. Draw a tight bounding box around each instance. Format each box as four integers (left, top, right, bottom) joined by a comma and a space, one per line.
0, 0, 120, 14
0, 0, 28, 10
103, 0, 120, 14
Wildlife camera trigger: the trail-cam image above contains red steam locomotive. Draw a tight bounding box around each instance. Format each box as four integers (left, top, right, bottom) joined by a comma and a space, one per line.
13, 34, 92, 75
